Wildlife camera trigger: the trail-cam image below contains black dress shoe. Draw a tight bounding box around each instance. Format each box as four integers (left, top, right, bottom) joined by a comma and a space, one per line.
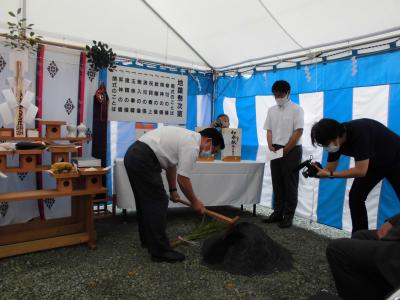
262, 212, 283, 223
278, 216, 293, 228
151, 250, 185, 263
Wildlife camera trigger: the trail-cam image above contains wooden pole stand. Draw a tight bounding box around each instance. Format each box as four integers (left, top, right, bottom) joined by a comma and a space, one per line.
0, 155, 6, 171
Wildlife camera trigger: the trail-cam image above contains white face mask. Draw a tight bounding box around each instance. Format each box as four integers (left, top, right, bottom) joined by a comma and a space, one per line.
324, 142, 340, 153
199, 139, 213, 157
199, 149, 212, 158
275, 95, 288, 106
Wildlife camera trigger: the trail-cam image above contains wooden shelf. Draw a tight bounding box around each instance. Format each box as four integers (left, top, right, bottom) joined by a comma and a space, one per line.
93, 198, 109, 204
0, 128, 103, 258
41, 121, 66, 125
0, 221, 85, 245
0, 149, 44, 155
0, 187, 107, 202
0, 232, 90, 258
4, 166, 50, 173
0, 137, 90, 142
47, 171, 80, 179
78, 168, 108, 176
47, 147, 78, 153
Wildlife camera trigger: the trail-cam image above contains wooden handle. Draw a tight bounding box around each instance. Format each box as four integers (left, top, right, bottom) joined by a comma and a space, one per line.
174, 198, 239, 225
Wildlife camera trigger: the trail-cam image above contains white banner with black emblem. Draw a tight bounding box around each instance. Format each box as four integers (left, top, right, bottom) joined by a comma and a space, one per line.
107, 66, 187, 124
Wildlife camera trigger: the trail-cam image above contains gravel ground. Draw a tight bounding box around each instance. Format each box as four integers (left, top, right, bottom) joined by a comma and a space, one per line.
0, 205, 349, 300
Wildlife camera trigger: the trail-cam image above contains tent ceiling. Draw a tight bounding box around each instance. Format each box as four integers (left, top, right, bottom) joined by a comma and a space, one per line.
0, 0, 399, 71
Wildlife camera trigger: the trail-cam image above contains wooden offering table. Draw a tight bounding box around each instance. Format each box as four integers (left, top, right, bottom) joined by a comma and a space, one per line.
0, 126, 104, 259
0, 174, 107, 258
0, 121, 107, 258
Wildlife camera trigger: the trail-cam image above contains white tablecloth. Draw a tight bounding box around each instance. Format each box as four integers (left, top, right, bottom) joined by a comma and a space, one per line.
114, 159, 265, 210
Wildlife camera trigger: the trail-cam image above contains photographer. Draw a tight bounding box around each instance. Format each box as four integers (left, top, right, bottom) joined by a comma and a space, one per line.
210, 114, 230, 129
311, 118, 400, 233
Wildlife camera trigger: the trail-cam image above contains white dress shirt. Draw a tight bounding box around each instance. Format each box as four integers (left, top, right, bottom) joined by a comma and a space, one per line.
263, 100, 304, 146
139, 127, 201, 177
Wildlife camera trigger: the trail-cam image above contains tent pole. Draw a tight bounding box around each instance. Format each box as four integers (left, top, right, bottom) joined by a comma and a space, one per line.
216, 31, 400, 72
211, 71, 217, 121
0, 34, 210, 73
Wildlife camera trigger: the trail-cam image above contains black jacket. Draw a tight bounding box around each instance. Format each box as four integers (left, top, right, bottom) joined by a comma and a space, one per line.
378, 213, 400, 287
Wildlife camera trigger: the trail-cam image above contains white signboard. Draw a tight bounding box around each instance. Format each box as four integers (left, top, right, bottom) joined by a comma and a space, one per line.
221, 128, 242, 159
107, 66, 187, 124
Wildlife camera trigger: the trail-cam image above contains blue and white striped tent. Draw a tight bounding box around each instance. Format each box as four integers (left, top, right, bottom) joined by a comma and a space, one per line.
214, 50, 400, 231
4, 0, 399, 230
109, 49, 400, 231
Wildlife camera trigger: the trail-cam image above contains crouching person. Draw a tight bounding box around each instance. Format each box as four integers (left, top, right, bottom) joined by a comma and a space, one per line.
326, 212, 400, 300
124, 127, 225, 263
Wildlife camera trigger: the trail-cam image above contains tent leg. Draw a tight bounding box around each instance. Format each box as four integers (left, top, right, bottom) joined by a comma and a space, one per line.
122, 209, 127, 223
211, 71, 217, 120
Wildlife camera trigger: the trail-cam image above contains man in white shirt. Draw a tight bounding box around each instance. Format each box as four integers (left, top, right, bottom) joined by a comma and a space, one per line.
263, 80, 304, 228
124, 127, 225, 263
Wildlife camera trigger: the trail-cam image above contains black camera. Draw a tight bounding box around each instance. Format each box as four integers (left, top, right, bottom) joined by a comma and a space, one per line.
214, 119, 223, 128
293, 157, 323, 178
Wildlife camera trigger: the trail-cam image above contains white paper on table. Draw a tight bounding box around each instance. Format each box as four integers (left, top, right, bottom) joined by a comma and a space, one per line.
21, 91, 35, 108
0, 102, 14, 125
2, 89, 17, 109
266, 148, 283, 161
0, 143, 16, 150
25, 104, 38, 123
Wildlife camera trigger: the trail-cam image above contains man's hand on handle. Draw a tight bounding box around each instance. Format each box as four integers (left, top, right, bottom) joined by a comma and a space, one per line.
169, 190, 205, 214
169, 191, 181, 203
191, 199, 206, 215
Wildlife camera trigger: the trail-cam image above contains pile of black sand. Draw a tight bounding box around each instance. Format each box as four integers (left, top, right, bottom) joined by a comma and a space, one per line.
201, 222, 293, 276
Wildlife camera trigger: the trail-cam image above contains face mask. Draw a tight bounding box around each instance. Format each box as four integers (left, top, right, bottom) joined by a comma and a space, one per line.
199, 139, 213, 157
199, 149, 212, 158
275, 95, 288, 106
325, 142, 340, 153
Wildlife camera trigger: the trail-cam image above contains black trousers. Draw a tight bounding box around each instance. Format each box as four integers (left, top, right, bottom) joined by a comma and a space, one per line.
326, 230, 397, 300
124, 141, 171, 256
349, 164, 400, 232
270, 145, 302, 217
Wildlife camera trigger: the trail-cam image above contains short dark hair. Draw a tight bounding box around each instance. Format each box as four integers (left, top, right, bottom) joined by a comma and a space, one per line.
217, 113, 229, 121
199, 128, 225, 150
272, 80, 291, 94
311, 118, 346, 147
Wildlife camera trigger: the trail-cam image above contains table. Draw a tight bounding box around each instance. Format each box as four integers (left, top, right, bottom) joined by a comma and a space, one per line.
114, 159, 265, 216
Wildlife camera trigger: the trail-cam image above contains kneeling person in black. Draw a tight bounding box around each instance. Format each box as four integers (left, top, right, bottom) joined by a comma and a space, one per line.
326, 212, 400, 300
311, 118, 400, 232
124, 127, 224, 263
